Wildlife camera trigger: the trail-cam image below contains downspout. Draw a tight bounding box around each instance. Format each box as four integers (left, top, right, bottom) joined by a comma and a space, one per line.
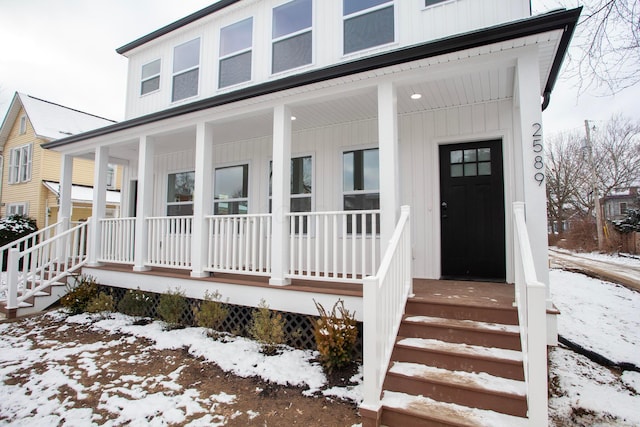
0, 154, 4, 214
541, 90, 551, 111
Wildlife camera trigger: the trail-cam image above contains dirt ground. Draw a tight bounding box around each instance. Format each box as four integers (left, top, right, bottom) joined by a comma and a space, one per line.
0, 313, 361, 426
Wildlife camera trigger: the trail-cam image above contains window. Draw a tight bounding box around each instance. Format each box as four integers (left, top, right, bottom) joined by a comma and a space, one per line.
214, 164, 249, 215
272, 0, 312, 74
343, 148, 379, 232
8, 143, 32, 184
172, 38, 200, 102
270, 156, 312, 232
7, 203, 28, 216
343, 0, 394, 54
141, 59, 161, 95
449, 148, 491, 177
167, 171, 195, 216
425, 0, 449, 6
19, 116, 27, 134
620, 202, 628, 215
219, 18, 253, 88
106, 164, 116, 189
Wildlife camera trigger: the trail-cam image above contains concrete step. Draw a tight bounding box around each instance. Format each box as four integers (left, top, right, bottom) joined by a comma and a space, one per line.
399, 315, 521, 351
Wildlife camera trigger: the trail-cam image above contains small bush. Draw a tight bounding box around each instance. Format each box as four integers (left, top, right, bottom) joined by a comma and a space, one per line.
157, 287, 188, 328
313, 299, 358, 374
117, 288, 153, 318
194, 290, 228, 337
249, 299, 285, 355
60, 275, 99, 315
86, 293, 115, 318
0, 214, 38, 271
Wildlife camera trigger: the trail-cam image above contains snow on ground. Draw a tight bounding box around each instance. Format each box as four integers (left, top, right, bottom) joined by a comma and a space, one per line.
551, 247, 640, 268
549, 269, 640, 366
549, 268, 640, 426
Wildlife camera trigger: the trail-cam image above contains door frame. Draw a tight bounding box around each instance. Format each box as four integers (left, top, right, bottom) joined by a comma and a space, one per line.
431, 131, 515, 283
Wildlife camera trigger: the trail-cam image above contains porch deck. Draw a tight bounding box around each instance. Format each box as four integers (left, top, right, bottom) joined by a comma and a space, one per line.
412, 279, 516, 309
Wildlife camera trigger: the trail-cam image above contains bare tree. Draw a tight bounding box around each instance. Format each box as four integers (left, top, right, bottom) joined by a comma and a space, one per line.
566, 0, 640, 95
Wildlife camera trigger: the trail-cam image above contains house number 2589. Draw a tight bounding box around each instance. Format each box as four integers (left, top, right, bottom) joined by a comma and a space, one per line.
532, 123, 544, 186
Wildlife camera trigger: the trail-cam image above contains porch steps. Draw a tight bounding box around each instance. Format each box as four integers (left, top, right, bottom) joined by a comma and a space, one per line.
378, 292, 528, 426
0, 280, 68, 319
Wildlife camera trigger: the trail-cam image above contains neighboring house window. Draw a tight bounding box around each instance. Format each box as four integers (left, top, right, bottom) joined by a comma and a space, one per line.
343, 148, 379, 233
7, 202, 28, 216
106, 164, 116, 189
269, 156, 313, 233
620, 202, 628, 215
167, 171, 195, 216
343, 0, 394, 54
272, 0, 313, 74
219, 17, 253, 88
19, 116, 27, 134
425, 0, 449, 6
8, 143, 32, 184
172, 38, 200, 102
214, 164, 249, 215
141, 59, 161, 95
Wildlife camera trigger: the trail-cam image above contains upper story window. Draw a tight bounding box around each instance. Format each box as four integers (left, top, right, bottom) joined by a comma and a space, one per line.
214, 164, 249, 215
343, 148, 379, 233
172, 38, 200, 102
19, 116, 27, 134
8, 143, 32, 184
141, 59, 161, 95
219, 17, 253, 88
343, 0, 394, 54
272, 0, 313, 74
425, 0, 449, 6
167, 171, 195, 216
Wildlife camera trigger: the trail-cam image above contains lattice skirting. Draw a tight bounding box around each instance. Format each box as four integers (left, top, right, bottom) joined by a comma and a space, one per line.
99, 285, 363, 357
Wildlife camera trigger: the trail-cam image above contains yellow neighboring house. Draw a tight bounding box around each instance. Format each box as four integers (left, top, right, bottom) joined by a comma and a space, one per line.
0, 92, 121, 229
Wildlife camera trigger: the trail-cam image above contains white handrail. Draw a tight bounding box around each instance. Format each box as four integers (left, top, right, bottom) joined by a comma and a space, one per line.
361, 206, 411, 414
512, 202, 548, 427
0, 220, 62, 272
5, 219, 89, 309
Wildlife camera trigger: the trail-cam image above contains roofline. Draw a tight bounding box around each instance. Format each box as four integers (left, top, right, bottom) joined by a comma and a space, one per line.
45, 7, 581, 150
23, 93, 117, 123
116, 0, 242, 55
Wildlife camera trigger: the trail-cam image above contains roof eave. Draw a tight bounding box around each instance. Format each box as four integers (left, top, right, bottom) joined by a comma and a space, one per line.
45, 7, 581, 150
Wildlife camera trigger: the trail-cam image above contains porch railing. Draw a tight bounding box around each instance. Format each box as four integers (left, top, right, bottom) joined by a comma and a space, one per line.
206, 214, 272, 276
286, 210, 380, 283
147, 216, 192, 269
512, 202, 548, 426
361, 206, 411, 414
0, 220, 60, 273
4, 219, 89, 309
98, 217, 136, 264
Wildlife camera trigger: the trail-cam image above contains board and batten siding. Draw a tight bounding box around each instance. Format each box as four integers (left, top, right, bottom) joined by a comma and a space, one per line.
123, 0, 529, 119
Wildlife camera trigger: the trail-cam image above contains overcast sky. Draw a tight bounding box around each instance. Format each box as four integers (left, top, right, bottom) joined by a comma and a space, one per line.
1, 0, 638, 137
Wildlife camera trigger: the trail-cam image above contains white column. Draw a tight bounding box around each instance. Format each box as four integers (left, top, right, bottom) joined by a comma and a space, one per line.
516, 49, 550, 295
269, 104, 292, 286
56, 154, 74, 264
378, 82, 400, 255
191, 122, 213, 277
87, 146, 109, 266
134, 136, 154, 272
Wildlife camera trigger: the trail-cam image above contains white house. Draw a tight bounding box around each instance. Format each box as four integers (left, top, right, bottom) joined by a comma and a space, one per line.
6, 1, 581, 425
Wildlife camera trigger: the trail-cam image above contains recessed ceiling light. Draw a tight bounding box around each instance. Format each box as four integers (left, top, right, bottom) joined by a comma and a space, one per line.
291, 116, 297, 121
411, 93, 422, 100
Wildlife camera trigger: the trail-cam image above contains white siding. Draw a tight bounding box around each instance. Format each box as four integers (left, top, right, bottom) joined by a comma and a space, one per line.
123, 0, 529, 118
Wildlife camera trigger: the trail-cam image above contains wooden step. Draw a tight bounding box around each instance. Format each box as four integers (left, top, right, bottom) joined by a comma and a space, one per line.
399, 315, 521, 351
381, 391, 528, 427
405, 299, 518, 325
383, 362, 527, 417
392, 338, 524, 381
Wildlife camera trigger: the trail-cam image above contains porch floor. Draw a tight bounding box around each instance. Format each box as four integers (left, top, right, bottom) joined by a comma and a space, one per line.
87, 265, 515, 306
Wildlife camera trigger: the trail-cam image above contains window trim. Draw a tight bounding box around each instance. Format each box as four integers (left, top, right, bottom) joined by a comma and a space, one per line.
271, 0, 314, 75
423, 0, 453, 9
7, 202, 28, 216
218, 17, 254, 89
342, 0, 396, 56
19, 115, 27, 134
213, 162, 250, 215
166, 170, 195, 216
171, 37, 201, 103
8, 143, 33, 184
140, 58, 161, 96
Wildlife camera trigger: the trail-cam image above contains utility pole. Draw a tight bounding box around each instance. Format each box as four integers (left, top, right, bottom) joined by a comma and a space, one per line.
585, 120, 605, 250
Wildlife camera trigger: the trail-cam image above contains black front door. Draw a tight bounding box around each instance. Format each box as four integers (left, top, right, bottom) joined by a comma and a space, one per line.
439, 140, 505, 281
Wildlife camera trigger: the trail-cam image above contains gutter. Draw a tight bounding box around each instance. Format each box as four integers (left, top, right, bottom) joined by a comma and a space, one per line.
44, 7, 581, 150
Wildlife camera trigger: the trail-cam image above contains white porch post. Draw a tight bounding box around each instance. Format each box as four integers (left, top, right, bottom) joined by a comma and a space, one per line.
269, 104, 292, 286
515, 50, 549, 294
87, 146, 109, 266
56, 154, 73, 262
191, 122, 213, 277
134, 136, 154, 272
378, 82, 400, 254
